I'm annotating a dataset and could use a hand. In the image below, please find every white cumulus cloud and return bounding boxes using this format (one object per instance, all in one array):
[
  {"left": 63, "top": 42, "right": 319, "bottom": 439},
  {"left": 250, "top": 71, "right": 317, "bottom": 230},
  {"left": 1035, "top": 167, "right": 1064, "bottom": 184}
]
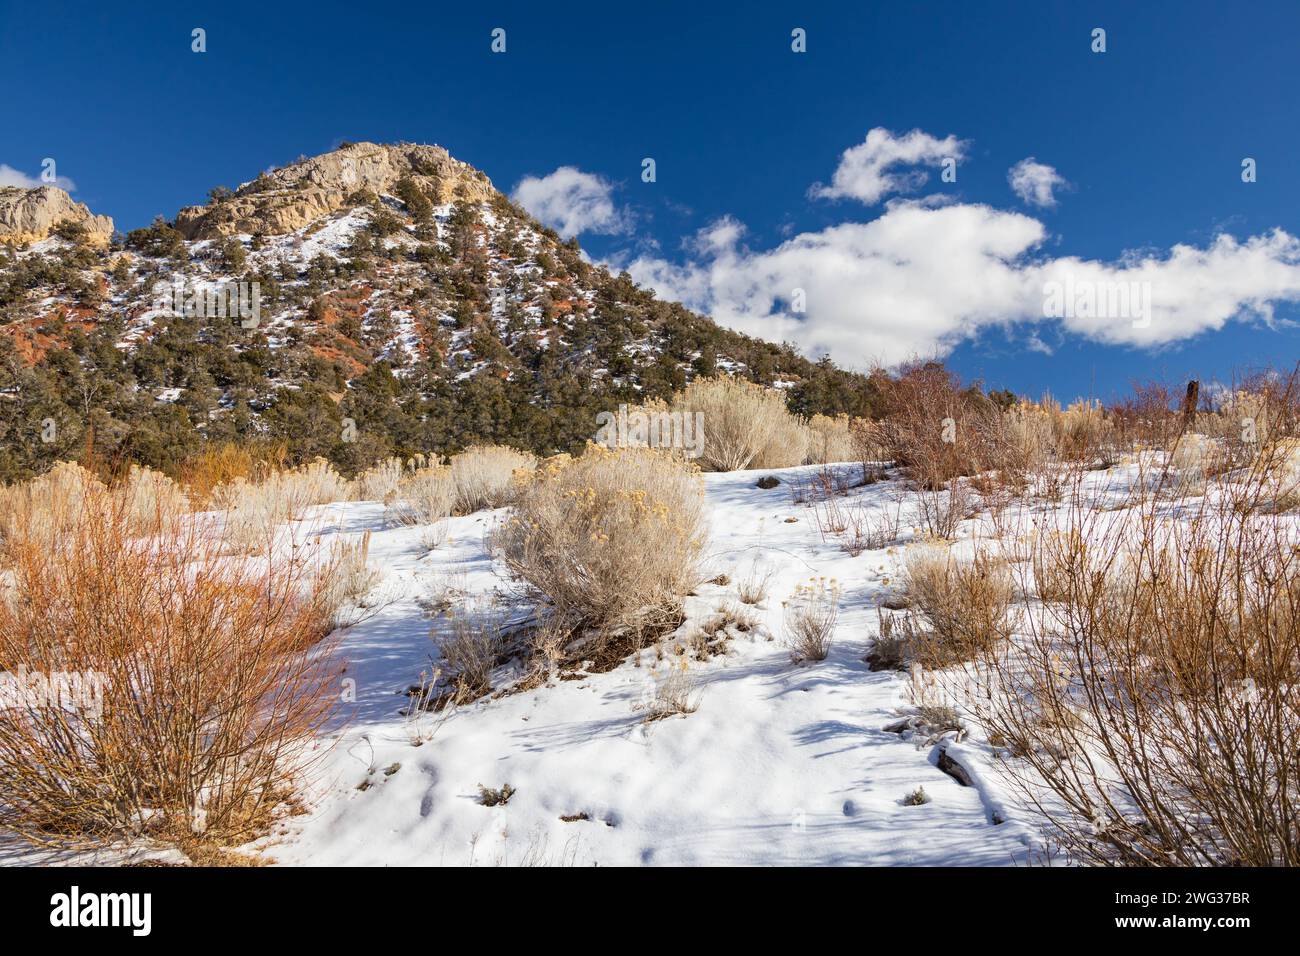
[
  {"left": 1008, "top": 157, "right": 1067, "bottom": 208},
  {"left": 512, "top": 166, "right": 626, "bottom": 238},
  {"left": 0, "top": 163, "right": 77, "bottom": 191},
  {"left": 615, "top": 132, "right": 1300, "bottom": 370},
  {"left": 809, "top": 128, "right": 967, "bottom": 205},
  {"left": 623, "top": 203, "right": 1048, "bottom": 367}
]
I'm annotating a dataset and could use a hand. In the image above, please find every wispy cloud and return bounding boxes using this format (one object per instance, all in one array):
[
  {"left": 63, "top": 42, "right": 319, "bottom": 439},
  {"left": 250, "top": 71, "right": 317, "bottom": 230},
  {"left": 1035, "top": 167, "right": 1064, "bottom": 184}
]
[
  {"left": 0, "top": 163, "right": 76, "bottom": 192},
  {"left": 1008, "top": 157, "right": 1067, "bottom": 208},
  {"left": 809, "top": 128, "right": 966, "bottom": 205}
]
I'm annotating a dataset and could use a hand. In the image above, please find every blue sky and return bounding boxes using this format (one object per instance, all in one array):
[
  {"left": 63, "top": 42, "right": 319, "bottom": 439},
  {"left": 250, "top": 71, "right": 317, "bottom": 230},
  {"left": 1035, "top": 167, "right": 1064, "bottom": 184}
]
[{"left": 2, "top": 0, "right": 1298, "bottom": 401}]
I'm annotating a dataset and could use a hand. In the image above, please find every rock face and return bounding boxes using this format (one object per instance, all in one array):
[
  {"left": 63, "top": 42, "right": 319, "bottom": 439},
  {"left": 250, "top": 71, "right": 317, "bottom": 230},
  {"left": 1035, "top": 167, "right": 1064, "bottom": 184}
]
[
  {"left": 175, "top": 141, "right": 497, "bottom": 239},
  {"left": 0, "top": 186, "right": 114, "bottom": 245}
]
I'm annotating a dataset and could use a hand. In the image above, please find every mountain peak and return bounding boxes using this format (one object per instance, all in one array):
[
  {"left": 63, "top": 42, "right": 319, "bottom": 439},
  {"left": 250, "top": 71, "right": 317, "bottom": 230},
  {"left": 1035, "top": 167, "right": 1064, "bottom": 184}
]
[
  {"left": 0, "top": 185, "right": 114, "bottom": 246},
  {"left": 174, "top": 141, "right": 496, "bottom": 240}
]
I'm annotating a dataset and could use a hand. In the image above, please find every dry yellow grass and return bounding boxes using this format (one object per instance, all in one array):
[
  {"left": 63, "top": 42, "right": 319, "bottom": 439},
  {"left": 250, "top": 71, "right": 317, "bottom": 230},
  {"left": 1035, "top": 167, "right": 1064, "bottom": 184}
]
[
  {"left": 449, "top": 445, "right": 536, "bottom": 513},
  {"left": 494, "top": 444, "right": 706, "bottom": 655},
  {"left": 353, "top": 457, "right": 405, "bottom": 502},
  {"left": 673, "top": 375, "right": 807, "bottom": 471},
  {"left": 782, "top": 576, "right": 841, "bottom": 663},
  {"left": 803, "top": 414, "right": 855, "bottom": 465},
  {"left": 210, "top": 458, "right": 350, "bottom": 552},
  {"left": 386, "top": 462, "right": 455, "bottom": 529},
  {"left": 902, "top": 545, "right": 1013, "bottom": 665}
]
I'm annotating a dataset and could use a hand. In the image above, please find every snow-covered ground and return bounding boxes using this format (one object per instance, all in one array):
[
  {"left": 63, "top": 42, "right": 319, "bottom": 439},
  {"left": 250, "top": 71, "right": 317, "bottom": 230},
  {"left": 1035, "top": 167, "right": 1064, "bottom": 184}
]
[{"left": 252, "top": 464, "right": 1044, "bottom": 866}]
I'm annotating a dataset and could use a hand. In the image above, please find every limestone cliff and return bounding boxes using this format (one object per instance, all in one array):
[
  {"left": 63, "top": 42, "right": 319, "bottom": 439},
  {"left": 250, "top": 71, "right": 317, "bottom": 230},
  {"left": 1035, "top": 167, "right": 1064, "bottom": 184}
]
[
  {"left": 0, "top": 185, "right": 114, "bottom": 245},
  {"left": 174, "top": 141, "right": 496, "bottom": 239}
]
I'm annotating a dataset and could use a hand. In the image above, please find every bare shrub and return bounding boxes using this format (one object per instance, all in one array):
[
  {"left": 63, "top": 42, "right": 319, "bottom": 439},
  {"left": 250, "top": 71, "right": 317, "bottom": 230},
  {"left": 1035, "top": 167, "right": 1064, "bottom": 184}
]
[
  {"left": 850, "top": 417, "right": 889, "bottom": 471},
  {"left": 902, "top": 545, "right": 1013, "bottom": 666},
  {"left": 811, "top": 490, "right": 850, "bottom": 538},
  {"left": 915, "top": 477, "right": 973, "bottom": 539},
  {"left": 792, "top": 463, "right": 854, "bottom": 507},
  {"left": 862, "top": 498, "right": 905, "bottom": 550},
  {"left": 635, "top": 657, "right": 700, "bottom": 722},
  {"left": 0, "top": 491, "right": 337, "bottom": 849},
  {"left": 674, "top": 375, "right": 805, "bottom": 471},
  {"left": 1110, "top": 381, "right": 1181, "bottom": 451},
  {"left": 816, "top": 491, "right": 904, "bottom": 556},
  {"left": 449, "top": 445, "right": 535, "bottom": 513},
  {"left": 965, "top": 470, "right": 1300, "bottom": 865},
  {"left": 494, "top": 445, "right": 706, "bottom": 658},
  {"left": 438, "top": 600, "right": 510, "bottom": 698},
  {"left": 783, "top": 576, "right": 841, "bottom": 664},
  {"left": 1030, "top": 529, "right": 1084, "bottom": 604},
  {"left": 314, "top": 531, "right": 380, "bottom": 629},
  {"left": 736, "top": 557, "right": 775, "bottom": 605},
  {"left": 875, "top": 363, "right": 1003, "bottom": 488},
  {"left": 804, "top": 413, "right": 855, "bottom": 465}
]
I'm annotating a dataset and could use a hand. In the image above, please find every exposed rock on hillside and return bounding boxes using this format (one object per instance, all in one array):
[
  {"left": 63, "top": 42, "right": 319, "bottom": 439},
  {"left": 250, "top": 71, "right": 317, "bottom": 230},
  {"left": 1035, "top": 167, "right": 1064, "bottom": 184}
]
[
  {"left": 0, "top": 140, "right": 879, "bottom": 482},
  {"left": 175, "top": 142, "right": 495, "bottom": 239},
  {"left": 0, "top": 185, "right": 114, "bottom": 245}
]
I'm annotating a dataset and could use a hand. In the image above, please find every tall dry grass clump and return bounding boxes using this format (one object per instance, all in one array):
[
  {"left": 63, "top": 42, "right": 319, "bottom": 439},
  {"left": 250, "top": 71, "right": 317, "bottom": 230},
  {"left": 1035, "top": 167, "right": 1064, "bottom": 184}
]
[
  {"left": 120, "top": 464, "right": 191, "bottom": 534},
  {"left": 353, "top": 457, "right": 405, "bottom": 502},
  {"left": 1001, "top": 401, "right": 1056, "bottom": 474},
  {"left": 211, "top": 457, "right": 350, "bottom": 552},
  {"left": 449, "top": 445, "right": 535, "bottom": 513},
  {"left": 0, "top": 461, "right": 107, "bottom": 556},
  {"left": 674, "top": 375, "right": 807, "bottom": 471},
  {"left": 437, "top": 600, "right": 510, "bottom": 699},
  {"left": 386, "top": 461, "right": 455, "bottom": 528},
  {"left": 1167, "top": 432, "right": 1227, "bottom": 493},
  {"left": 1, "top": 462, "right": 191, "bottom": 553},
  {"left": 313, "top": 531, "right": 380, "bottom": 630},
  {"left": 965, "top": 469, "right": 1300, "bottom": 865},
  {"left": 1050, "top": 398, "right": 1113, "bottom": 464},
  {"left": 494, "top": 445, "right": 706, "bottom": 656},
  {"left": 284, "top": 457, "right": 352, "bottom": 507},
  {"left": 178, "top": 441, "right": 287, "bottom": 509},
  {"left": 901, "top": 545, "right": 1014, "bottom": 666},
  {"left": 783, "top": 576, "right": 841, "bottom": 663},
  {"left": 0, "top": 489, "right": 338, "bottom": 850},
  {"left": 803, "top": 414, "right": 855, "bottom": 465}
]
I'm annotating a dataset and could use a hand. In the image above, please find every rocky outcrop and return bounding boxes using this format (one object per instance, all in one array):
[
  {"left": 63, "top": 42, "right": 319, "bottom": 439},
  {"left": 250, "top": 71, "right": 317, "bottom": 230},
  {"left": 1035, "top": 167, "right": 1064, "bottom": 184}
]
[
  {"left": 0, "top": 186, "right": 114, "bottom": 245},
  {"left": 174, "top": 141, "right": 497, "bottom": 239}
]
